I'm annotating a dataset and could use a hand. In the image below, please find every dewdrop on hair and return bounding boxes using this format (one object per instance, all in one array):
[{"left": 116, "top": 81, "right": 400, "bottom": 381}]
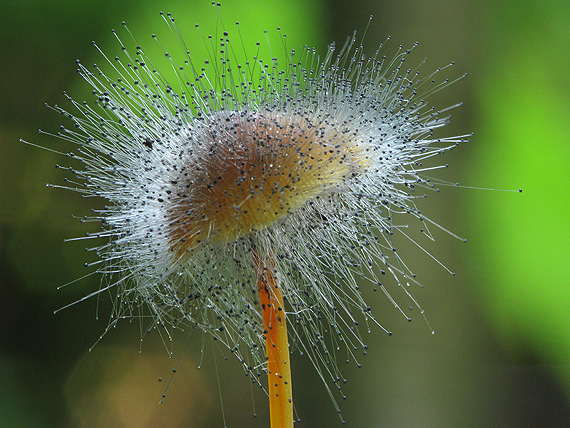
[{"left": 31, "top": 8, "right": 472, "bottom": 426}]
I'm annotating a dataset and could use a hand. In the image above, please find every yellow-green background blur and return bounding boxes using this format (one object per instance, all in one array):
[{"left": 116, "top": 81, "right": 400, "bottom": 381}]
[{"left": 1, "top": 1, "right": 569, "bottom": 427}]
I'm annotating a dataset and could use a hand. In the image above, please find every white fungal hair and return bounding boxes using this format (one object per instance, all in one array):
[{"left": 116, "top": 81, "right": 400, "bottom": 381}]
[{"left": 38, "top": 10, "right": 469, "bottom": 409}]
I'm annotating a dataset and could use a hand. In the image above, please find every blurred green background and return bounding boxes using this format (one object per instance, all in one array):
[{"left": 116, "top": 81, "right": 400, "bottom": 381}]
[{"left": 1, "top": 0, "right": 569, "bottom": 427}]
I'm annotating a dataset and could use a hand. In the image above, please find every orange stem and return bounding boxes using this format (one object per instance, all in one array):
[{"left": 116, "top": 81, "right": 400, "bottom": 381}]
[{"left": 256, "top": 255, "right": 294, "bottom": 428}]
